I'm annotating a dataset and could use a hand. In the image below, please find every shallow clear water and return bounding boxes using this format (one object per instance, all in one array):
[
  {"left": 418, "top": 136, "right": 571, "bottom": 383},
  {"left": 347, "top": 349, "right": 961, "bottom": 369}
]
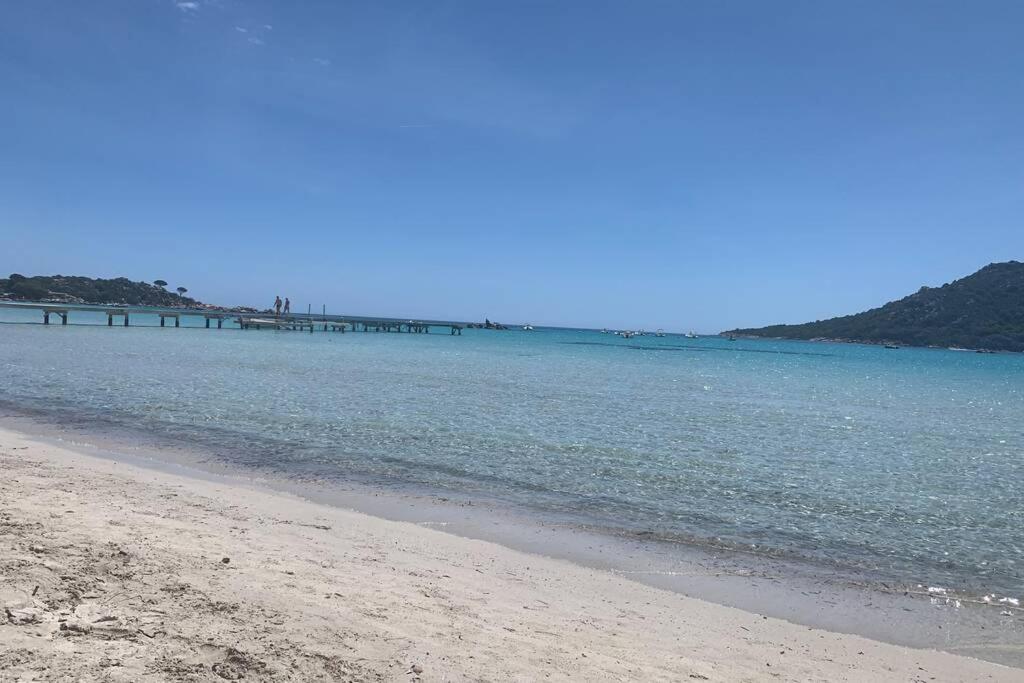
[{"left": 2, "top": 308, "right": 1022, "bottom": 599}]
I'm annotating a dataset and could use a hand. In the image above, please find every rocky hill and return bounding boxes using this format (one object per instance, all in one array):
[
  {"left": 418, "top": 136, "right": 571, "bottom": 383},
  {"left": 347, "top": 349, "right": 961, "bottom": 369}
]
[
  {"left": 727, "top": 261, "right": 1024, "bottom": 352},
  {"left": 0, "top": 274, "right": 204, "bottom": 308}
]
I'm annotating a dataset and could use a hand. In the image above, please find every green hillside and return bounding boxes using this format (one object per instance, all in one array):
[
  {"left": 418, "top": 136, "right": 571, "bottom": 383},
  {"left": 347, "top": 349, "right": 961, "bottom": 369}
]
[
  {"left": 0, "top": 274, "right": 203, "bottom": 307},
  {"left": 727, "top": 261, "right": 1024, "bottom": 352}
]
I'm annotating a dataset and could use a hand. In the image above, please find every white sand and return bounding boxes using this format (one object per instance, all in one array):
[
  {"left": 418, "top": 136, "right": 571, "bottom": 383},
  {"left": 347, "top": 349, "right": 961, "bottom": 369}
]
[{"left": 0, "top": 426, "right": 1018, "bottom": 682}]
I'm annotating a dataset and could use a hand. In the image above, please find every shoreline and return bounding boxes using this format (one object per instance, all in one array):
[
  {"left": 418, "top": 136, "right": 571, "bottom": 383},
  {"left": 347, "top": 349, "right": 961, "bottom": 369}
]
[
  {"left": 6, "top": 397, "right": 1019, "bottom": 608},
  {"left": 721, "top": 333, "right": 1024, "bottom": 354},
  {"left": 0, "top": 421, "right": 1019, "bottom": 679},
  {"left": 4, "top": 410, "right": 1024, "bottom": 667}
]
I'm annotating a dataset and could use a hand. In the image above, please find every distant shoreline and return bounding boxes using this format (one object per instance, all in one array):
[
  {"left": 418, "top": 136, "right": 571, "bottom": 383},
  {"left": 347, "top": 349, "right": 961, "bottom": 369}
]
[
  {"left": 720, "top": 333, "right": 1016, "bottom": 354},
  {"left": 722, "top": 262, "right": 1024, "bottom": 353},
  {"left": 0, "top": 296, "right": 255, "bottom": 313}
]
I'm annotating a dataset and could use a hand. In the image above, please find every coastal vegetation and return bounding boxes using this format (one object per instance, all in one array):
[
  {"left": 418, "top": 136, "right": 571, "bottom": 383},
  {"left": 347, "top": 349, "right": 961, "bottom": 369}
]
[
  {"left": 727, "top": 261, "right": 1024, "bottom": 352},
  {"left": 0, "top": 274, "right": 202, "bottom": 307}
]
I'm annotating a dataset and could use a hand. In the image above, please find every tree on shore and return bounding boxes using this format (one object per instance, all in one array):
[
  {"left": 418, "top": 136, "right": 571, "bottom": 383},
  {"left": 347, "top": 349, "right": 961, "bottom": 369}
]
[
  {"left": 176, "top": 287, "right": 188, "bottom": 296},
  {"left": 9, "top": 280, "right": 49, "bottom": 300},
  {"left": 154, "top": 280, "right": 168, "bottom": 288}
]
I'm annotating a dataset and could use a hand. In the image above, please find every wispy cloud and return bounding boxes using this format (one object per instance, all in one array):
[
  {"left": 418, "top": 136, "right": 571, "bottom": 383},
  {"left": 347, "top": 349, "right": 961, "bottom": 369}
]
[
  {"left": 313, "top": 58, "right": 331, "bottom": 67},
  {"left": 175, "top": 1, "right": 199, "bottom": 11},
  {"left": 231, "top": 23, "right": 272, "bottom": 47}
]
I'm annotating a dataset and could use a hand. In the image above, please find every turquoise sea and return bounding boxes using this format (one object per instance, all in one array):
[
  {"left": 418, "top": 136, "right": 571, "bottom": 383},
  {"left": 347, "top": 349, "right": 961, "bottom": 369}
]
[{"left": 1, "top": 307, "right": 1022, "bottom": 603}]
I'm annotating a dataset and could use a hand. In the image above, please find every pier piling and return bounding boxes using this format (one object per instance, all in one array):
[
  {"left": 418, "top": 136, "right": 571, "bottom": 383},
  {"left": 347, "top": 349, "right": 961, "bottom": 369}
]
[{"left": 40, "top": 308, "right": 69, "bottom": 326}]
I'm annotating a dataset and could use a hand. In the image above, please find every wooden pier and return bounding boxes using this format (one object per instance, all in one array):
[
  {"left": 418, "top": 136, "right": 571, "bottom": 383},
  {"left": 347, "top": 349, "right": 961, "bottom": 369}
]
[{"left": 0, "top": 302, "right": 466, "bottom": 336}]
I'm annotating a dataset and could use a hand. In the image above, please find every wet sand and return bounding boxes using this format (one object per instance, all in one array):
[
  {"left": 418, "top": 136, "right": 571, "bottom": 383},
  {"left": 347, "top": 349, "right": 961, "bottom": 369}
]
[{"left": 0, "top": 426, "right": 1019, "bottom": 682}]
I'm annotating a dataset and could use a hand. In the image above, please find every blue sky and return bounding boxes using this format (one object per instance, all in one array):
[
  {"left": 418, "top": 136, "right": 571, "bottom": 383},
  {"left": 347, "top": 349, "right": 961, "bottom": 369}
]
[{"left": 2, "top": 1, "right": 1022, "bottom": 330}]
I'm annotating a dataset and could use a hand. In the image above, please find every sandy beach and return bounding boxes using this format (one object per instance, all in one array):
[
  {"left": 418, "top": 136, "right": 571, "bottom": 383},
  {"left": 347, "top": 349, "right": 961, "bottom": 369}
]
[{"left": 0, "top": 426, "right": 1018, "bottom": 682}]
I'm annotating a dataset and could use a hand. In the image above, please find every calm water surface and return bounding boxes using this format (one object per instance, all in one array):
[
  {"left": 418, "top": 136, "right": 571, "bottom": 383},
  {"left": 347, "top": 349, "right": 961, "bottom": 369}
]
[{"left": 1, "top": 309, "right": 1022, "bottom": 600}]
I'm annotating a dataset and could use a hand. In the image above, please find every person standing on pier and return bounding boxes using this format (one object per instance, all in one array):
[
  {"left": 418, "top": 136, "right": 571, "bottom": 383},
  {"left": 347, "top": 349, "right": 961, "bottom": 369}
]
[
  {"left": 283, "top": 298, "right": 291, "bottom": 315},
  {"left": 274, "top": 296, "right": 282, "bottom": 317}
]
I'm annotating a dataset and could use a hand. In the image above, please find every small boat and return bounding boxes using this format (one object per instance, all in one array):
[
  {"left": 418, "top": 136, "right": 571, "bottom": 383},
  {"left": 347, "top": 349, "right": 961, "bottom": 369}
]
[
  {"left": 684, "top": 331, "right": 698, "bottom": 338},
  {"left": 884, "top": 344, "right": 899, "bottom": 350},
  {"left": 655, "top": 329, "right": 665, "bottom": 337},
  {"left": 522, "top": 324, "right": 534, "bottom": 331},
  {"left": 728, "top": 335, "right": 737, "bottom": 341},
  {"left": 948, "top": 347, "right": 971, "bottom": 352}
]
